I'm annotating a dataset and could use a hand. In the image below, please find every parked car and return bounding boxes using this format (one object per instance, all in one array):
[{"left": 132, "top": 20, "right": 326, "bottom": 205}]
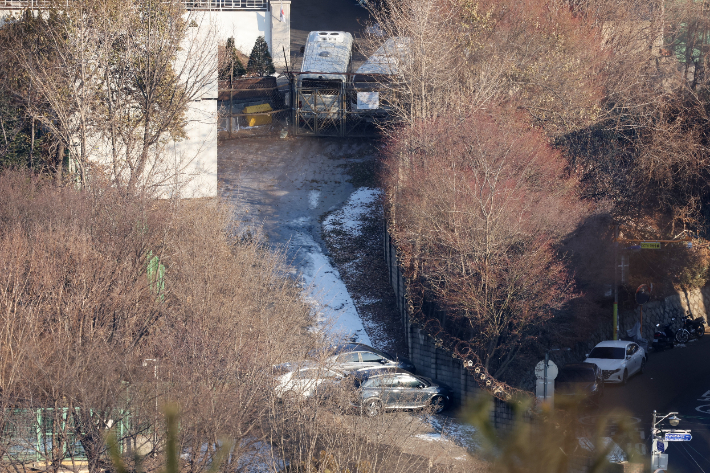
[
  {"left": 583, "top": 340, "right": 646, "bottom": 385},
  {"left": 273, "top": 363, "right": 345, "bottom": 400},
  {"left": 348, "top": 368, "right": 451, "bottom": 416},
  {"left": 555, "top": 362, "right": 604, "bottom": 406},
  {"left": 325, "top": 343, "right": 416, "bottom": 373}
]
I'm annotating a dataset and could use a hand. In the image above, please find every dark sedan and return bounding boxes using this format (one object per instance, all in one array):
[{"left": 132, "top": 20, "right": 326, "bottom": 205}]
[
  {"left": 555, "top": 362, "right": 604, "bottom": 406},
  {"left": 349, "top": 368, "right": 451, "bottom": 416}
]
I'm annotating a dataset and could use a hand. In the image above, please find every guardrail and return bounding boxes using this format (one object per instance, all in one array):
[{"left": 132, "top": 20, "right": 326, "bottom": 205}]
[{"left": 0, "top": 0, "right": 269, "bottom": 10}]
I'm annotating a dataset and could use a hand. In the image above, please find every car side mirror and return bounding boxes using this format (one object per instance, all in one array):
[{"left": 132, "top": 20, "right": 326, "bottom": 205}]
[
  {"left": 626, "top": 355, "right": 631, "bottom": 360},
  {"left": 417, "top": 384, "right": 425, "bottom": 389},
  {"left": 585, "top": 354, "right": 589, "bottom": 358}
]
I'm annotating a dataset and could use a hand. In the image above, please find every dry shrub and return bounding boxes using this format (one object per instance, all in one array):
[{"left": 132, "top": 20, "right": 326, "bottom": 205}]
[
  {"left": 382, "top": 109, "right": 587, "bottom": 379},
  {"left": 361, "top": 0, "right": 606, "bottom": 136},
  {"left": 0, "top": 170, "right": 454, "bottom": 473},
  {"left": 0, "top": 170, "right": 315, "bottom": 472}
]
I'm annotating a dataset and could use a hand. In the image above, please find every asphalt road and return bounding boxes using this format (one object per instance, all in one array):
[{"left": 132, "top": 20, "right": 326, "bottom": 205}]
[{"left": 591, "top": 335, "right": 710, "bottom": 472}]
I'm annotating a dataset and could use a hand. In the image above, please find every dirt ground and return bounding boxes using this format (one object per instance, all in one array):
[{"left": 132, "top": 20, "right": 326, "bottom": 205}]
[{"left": 218, "top": 135, "right": 489, "bottom": 471}]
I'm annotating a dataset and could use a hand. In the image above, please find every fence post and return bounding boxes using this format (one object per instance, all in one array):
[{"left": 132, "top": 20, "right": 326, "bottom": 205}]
[
  {"left": 229, "top": 80, "right": 233, "bottom": 137},
  {"left": 36, "top": 408, "right": 42, "bottom": 462},
  {"left": 62, "top": 408, "right": 68, "bottom": 456}
]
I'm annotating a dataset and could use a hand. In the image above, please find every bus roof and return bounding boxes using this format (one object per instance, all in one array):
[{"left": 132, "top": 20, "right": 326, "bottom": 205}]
[
  {"left": 300, "top": 31, "right": 354, "bottom": 83},
  {"left": 356, "top": 37, "right": 410, "bottom": 76}
]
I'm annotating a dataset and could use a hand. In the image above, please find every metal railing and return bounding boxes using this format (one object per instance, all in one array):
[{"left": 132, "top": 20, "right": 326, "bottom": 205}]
[
  {"left": 182, "top": 0, "right": 268, "bottom": 10},
  {"left": 0, "top": 0, "right": 269, "bottom": 10}
]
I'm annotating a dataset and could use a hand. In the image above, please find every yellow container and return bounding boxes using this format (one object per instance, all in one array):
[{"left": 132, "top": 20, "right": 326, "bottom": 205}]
[{"left": 243, "top": 103, "right": 273, "bottom": 127}]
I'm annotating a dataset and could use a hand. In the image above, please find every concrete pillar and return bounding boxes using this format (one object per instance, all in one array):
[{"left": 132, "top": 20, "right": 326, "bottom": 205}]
[{"left": 270, "top": 0, "right": 291, "bottom": 70}]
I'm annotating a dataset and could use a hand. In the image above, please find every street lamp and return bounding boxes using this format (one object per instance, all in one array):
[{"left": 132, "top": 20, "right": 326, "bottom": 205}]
[
  {"left": 651, "top": 410, "right": 691, "bottom": 471},
  {"left": 652, "top": 410, "right": 680, "bottom": 435}
]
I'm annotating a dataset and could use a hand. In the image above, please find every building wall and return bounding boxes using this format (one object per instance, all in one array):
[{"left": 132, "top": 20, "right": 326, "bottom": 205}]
[{"left": 0, "top": 4, "right": 291, "bottom": 198}]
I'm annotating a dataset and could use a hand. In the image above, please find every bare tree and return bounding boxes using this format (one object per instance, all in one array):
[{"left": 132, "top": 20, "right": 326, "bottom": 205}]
[
  {"left": 383, "top": 110, "right": 586, "bottom": 377},
  {"left": 0, "top": 0, "right": 216, "bottom": 193}
]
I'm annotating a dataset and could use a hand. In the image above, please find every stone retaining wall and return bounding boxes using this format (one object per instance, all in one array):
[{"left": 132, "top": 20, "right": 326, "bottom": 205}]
[{"left": 619, "top": 288, "right": 710, "bottom": 341}]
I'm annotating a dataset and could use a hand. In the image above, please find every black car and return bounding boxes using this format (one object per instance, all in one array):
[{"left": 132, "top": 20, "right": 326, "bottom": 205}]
[
  {"left": 555, "top": 362, "right": 604, "bottom": 406},
  {"left": 324, "top": 343, "right": 416, "bottom": 374},
  {"left": 349, "top": 368, "right": 451, "bottom": 416}
]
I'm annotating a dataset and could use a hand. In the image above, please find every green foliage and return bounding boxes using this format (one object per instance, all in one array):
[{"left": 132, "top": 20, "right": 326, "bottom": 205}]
[
  {"left": 219, "top": 37, "right": 246, "bottom": 80},
  {"left": 464, "top": 394, "right": 640, "bottom": 473},
  {"left": 247, "top": 36, "right": 275, "bottom": 76}
]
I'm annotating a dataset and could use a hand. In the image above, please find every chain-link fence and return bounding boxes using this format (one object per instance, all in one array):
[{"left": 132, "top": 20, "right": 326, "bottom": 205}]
[
  {"left": 218, "top": 74, "right": 394, "bottom": 139},
  {"left": 1, "top": 408, "right": 131, "bottom": 465},
  {"left": 291, "top": 73, "right": 390, "bottom": 138},
  {"left": 218, "top": 77, "right": 290, "bottom": 139}
]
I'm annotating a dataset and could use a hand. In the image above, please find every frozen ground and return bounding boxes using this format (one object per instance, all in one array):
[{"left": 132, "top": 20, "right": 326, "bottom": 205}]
[
  {"left": 219, "top": 137, "right": 375, "bottom": 344},
  {"left": 218, "top": 136, "right": 485, "bottom": 469}
]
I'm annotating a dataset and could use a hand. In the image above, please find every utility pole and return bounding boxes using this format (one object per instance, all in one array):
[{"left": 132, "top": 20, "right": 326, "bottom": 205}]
[{"left": 613, "top": 225, "right": 619, "bottom": 340}]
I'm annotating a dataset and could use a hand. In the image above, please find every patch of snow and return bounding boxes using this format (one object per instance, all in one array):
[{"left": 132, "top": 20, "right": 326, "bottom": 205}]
[
  {"left": 424, "top": 414, "right": 481, "bottom": 453},
  {"left": 181, "top": 440, "right": 285, "bottom": 473},
  {"left": 308, "top": 190, "right": 320, "bottom": 210},
  {"left": 237, "top": 441, "right": 286, "bottom": 473},
  {"left": 416, "top": 433, "right": 444, "bottom": 442},
  {"left": 578, "top": 437, "right": 628, "bottom": 464},
  {"left": 290, "top": 229, "right": 371, "bottom": 345},
  {"left": 356, "top": 297, "right": 380, "bottom": 305},
  {"left": 323, "top": 188, "right": 381, "bottom": 238}
]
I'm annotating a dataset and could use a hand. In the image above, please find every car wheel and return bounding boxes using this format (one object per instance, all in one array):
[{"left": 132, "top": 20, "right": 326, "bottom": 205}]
[
  {"left": 621, "top": 369, "right": 628, "bottom": 385},
  {"left": 676, "top": 329, "right": 689, "bottom": 344},
  {"left": 431, "top": 396, "right": 446, "bottom": 414},
  {"left": 363, "top": 399, "right": 382, "bottom": 417}
]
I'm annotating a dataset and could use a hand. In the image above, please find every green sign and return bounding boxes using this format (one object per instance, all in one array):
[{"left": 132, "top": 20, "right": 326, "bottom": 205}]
[
  {"left": 147, "top": 251, "right": 166, "bottom": 301},
  {"left": 640, "top": 242, "right": 661, "bottom": 249}
]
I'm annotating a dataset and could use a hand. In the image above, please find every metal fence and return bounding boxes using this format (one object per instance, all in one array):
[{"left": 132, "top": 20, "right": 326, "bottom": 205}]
[
  {"left": 218, "top": 77, "right": 290, "bottom": 138},
  {"left": 292, "top": 73, "right": 388, "bottom": 138},
  {"left": 1, "top": 408, "right": 130, "bottom": 464},
  {"left": 0, "top": 0, "right": 268, "bottom": 10}
]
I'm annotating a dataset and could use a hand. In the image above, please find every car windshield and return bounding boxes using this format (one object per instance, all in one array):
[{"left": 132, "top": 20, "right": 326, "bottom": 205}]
[
  {"left": 588, "top": 347, "right": 625, "bottom": 360},
  {"left": 557, "top": 369, "right": 595, "bottom": 383}
]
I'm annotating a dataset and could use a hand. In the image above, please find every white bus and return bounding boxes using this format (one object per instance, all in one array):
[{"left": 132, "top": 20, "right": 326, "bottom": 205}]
[{"left": 298, "top": 31, "right": 354, "bottom": 89}]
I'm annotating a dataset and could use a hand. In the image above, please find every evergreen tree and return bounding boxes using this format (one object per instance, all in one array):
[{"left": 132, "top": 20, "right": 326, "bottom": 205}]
[
  {"left": 246, "top": 36, "right": 275, "bottom": 76},
  {"left": 219, "top": 37, "right": 245, "bottom": 81}
]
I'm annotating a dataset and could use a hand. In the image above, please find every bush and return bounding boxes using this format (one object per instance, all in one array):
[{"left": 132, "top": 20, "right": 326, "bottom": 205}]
[{"left": 247, "top": 36, "right": 275, "bottom": 76}]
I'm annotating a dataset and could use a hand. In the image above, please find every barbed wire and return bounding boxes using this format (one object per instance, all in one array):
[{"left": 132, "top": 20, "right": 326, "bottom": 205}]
[{"left": 404, "top": 282, "right": 534, "bottom": 403}]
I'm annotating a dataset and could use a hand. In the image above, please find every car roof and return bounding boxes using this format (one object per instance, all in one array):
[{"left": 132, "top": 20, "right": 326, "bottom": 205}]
[
  {"left": 350, "top": 367, "right": 411, "bottom": 378},
  {"left": 273, "top": 361, "right": 343, "bottom": 373},
  {"left": 593, "top": 340, "right": 633, "bottom": 348},
  {"left": 560, "top": 362, "right": 600, "bottom": 371}
]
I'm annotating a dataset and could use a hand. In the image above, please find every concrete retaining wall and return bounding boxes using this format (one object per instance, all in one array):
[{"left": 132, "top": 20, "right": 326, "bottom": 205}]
[
  {"left": 619, "top": 287, "right": 710, "bottom": 342},
  {"left": 383, "top": 224, "right": 525, "bottom": 429}
]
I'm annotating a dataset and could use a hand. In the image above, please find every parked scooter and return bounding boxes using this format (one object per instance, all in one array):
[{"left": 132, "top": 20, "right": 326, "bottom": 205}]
[
  {"left": 675, "top": 314, "right": 706, "bottom": 343},
  {"left": 652, "top": 318, "right": 675, "bottom": 351}
]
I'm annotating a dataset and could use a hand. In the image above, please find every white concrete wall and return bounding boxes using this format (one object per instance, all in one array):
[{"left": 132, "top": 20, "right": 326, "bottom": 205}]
[
  {"left": 214, "top": 10, "right": 271, "bottom": 56},
  {"left": 0, "top": 5, "right": 291, "bottom": 198},
  {"left": 269, "top": 1, "right": 290, "bottom": 69}
]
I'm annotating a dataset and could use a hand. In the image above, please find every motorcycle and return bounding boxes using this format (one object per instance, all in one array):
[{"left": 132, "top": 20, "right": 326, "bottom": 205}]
[
  {"left": 675, "top": 314, "right": 706, "bottom": 343},
  {"left": 652, "top": 318, "right": 675, "bottom": 351}
]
